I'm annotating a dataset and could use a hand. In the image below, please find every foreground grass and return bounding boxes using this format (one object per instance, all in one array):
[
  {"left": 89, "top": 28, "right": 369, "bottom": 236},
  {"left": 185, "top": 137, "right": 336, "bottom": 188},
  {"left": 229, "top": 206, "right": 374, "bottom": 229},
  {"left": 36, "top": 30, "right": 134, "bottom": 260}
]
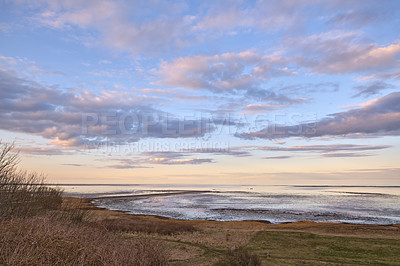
[
  {"left": 148, "top": 226, "right": 400, "bottom": 265},
  {"left": 0, "top": 142, "right": 169, "bottom": 265},
  {"left": 248, "top": 231, "right": 400, "bottom": 265},
  {"left": 0, "top": 215, "right": 168, "bottom": 265}
]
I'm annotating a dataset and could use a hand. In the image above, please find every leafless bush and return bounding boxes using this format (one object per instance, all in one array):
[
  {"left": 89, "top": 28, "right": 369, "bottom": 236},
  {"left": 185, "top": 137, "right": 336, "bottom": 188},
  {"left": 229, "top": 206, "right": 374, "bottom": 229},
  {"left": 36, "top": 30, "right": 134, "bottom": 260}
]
[
  {"left": 54, "top": 197, "right": 93, "bottom": 223},
  {"left": 0, "top": 142, "right": 62, "bottom": 218}
]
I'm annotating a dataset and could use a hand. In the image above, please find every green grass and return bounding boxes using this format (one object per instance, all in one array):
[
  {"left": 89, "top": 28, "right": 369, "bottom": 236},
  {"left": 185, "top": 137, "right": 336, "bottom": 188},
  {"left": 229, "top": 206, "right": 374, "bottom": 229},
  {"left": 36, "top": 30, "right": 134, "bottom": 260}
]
[{"left": 248, "top": 231, "right": 400, "bottom": 265}]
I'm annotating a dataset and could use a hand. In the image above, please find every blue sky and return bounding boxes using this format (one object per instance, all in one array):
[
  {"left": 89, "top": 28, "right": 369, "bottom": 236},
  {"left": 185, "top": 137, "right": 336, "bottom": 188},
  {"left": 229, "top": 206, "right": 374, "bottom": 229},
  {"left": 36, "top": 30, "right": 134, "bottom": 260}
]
[{"left": 0, "top": 0, "right": 399, "bottom": 185}]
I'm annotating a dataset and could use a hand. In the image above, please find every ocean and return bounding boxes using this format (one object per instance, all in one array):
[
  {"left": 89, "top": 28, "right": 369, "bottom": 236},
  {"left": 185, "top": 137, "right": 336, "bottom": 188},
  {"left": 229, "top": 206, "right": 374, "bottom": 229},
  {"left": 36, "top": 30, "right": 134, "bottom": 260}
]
[{"left": 59, "top": 184, "right": 400, "bottom": 225}]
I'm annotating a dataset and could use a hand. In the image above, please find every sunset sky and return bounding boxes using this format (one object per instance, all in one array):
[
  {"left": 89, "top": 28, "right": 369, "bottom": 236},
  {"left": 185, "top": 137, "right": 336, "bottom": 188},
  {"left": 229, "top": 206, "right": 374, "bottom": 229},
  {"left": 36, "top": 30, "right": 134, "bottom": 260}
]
[{"left": 1, "top": 0, "right": 399, "bottom": 185}]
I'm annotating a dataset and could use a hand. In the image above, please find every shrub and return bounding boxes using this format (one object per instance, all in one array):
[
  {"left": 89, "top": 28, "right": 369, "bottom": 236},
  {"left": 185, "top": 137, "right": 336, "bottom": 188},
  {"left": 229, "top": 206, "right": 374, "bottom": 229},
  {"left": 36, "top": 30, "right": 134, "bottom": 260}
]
[
  {"left": 56, "top": 197, "right": 92, "bottom": 223},
  {"left": 215, "top": 246, "right": 261, "bottom": 266},
  {"left": 0, "top": 142, "right": 62, "bottom": 218}
]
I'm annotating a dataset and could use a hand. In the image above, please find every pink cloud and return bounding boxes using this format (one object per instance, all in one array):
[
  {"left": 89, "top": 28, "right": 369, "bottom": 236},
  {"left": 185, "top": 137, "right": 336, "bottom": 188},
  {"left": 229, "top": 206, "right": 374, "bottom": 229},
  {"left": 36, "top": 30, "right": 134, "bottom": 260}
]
[
  {"left": 292, "top": 31, "right": 400, "bottom": 74},
  {"left": 238, "top": 92, "right": 400, "bottom": 139},
  {"left": 157, "top": 50, "right": 291, "bottom": 94}
]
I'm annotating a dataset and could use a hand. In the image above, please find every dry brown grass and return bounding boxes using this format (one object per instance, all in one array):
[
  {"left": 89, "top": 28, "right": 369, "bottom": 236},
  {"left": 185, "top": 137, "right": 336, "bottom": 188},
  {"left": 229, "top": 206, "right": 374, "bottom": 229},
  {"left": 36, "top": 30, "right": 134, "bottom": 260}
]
[
  {"left": 94, "top": 216, "right": 196, "bottom": 235},
  {"left": 214, "top": 246, "right": 261, "bottom": 266},
  {"left": 0, "top": 215, "right": 168, "bottom": 265}
]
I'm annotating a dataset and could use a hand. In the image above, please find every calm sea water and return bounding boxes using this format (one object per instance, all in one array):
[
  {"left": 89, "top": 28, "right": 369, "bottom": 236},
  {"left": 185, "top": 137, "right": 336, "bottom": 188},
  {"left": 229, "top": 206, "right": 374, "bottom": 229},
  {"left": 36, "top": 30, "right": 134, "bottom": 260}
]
[{"left": 58, "top": 184, "right": 400, "bottom": 225}]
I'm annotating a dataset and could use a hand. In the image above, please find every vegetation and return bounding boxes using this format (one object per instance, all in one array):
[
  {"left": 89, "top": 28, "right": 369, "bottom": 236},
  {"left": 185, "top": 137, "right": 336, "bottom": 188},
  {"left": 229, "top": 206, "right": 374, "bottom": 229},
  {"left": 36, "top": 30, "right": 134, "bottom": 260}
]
[
  {"left": 95, "top": 217, "right": 195, "bottom": 235},
  {"left": 0, "top": 216, "right": 167, "bottom": 265},
  {"left": 247, "top": 230, "right": 400, "bottom": 265},
  {"left": 0, "top": 142, "right": 168, "bottom": 265},
  {"left": 0, "top": 142, "right": 62, "bottom": 217},
  {"left": 214, "top": 247, "right": 261, "bottom": 266}
]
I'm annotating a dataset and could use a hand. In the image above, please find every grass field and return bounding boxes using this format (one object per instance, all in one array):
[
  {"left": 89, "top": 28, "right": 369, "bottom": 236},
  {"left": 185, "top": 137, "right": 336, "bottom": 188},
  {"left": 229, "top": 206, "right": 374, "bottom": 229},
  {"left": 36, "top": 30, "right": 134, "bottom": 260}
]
[{"left": 248, "top": 231, "right": 400, "bottom": 265}]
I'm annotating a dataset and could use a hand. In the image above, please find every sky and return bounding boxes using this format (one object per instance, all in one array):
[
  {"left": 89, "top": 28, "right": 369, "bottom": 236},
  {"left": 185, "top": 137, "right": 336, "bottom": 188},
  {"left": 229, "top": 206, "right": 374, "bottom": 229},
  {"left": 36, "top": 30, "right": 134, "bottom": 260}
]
[{"left": 0, "top": 0, "right": 399, "bottom": 185}]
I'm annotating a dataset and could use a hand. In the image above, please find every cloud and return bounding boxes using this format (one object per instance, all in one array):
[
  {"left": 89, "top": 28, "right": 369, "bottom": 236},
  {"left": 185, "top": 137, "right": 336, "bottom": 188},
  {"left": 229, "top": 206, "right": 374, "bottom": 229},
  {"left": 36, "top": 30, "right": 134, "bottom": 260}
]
[
  {"left": 194, "top": 0, "right": 305, "bottom": 32},
  {"left": 324, "top": 1, "right": 398, "bottom": 28},
  {"left": 23, "top": 0, "right": 310, "bottom": 55},
  {"left": 10, "top": 0, "right": 400, "bottom": 59},
  {"left": 238, "top": 92, "right": 400, "bottom": 139},
  {"left": 105, "top": 152, "right": 214, "bottom": 167},
  {"left": 182, "top": 144, "right": 389, "bottom": 160},
  {"left": 182, "top": 147, "right": 251, "bottom": 158},
  {"left": 195, "top": 0, "right": 374, "bottom": 33},
  {"left": 291, "top": 32, "right": 400, "bottom": 74},
  {"left": 107, "top": 164, "right": 150, "bottom": 169},
  {"left": 156, "top": 34, "right": 398, "bottom": 105},
  {"left": 17, "top": 146, "right": 70, "bottom": 155},
  {"left": 103, "top": 158, "right": 152, "bottom": 169},
  {"left": 183, "top": 144, "right": 389, "bottom": 160},
  {"left": 352, "top": 81, "right": 394, "bottom": 98},
  {"left": 0, "top": 67, "right": 215, "bottom": 149},
  {"left": 326, "top": 10, "right": 378, "bottom": 27},
  {"left": 140, "top": 151, "right": 186, "bottom": 160},
  {"left": 156, "top": 33, "right": 400, "bottom": 98},
  {"left": 150, "top": 158, "right": 214, "bottom": 165},
  {"left": 157, "top": 50, "right": 309, "bottom": 109},
  {"left": 263, "top": 155, "right": 291, "bottom": 159},
  {"left": 322, "top": 152, "right": 372, "bottom": 157},
  {"left": 141, "top": 151, "right": 214, "bottom": 165},
  {"left": 158, "top": 50, "right": 292, "bottom": 94},
  {"left": 242, "top": 104, "right": 288, "bottom": 114},
  {"left": 361, "top": 70, "right": 400, "bottom": 81},
  {"left": 20, "top": 0, "right": 195, "bottom": 56},
  {"left": 270, "top": 144, "right": 390, "bottom": 153},
  {"left": 0, "top": 54, "right": 65, "bottom": 78},
  {"left": 62, "top": 163, "right": 84, "bottom": 166},
  {"left": 279, "top": 82, "right": 339, "bottom": 94}
]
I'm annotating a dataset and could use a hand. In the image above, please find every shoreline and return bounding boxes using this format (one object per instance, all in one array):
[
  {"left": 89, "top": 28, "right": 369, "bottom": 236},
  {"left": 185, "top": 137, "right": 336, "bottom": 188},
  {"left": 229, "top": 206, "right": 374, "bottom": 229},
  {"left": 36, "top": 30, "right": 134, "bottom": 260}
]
[
  {"left": 86, "top": 192, "right": 400, "bottom": 226},
  {"left": 69, "top": 197, "right": 400, "bottom": 239}
]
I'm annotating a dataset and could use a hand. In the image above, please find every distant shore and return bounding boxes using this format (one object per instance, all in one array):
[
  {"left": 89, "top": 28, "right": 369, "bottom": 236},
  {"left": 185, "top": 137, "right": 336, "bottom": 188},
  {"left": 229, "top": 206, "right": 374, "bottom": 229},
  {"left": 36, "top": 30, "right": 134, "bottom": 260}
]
[{"left": 90, "top": 190, "right": 210, "bottom": 200}]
